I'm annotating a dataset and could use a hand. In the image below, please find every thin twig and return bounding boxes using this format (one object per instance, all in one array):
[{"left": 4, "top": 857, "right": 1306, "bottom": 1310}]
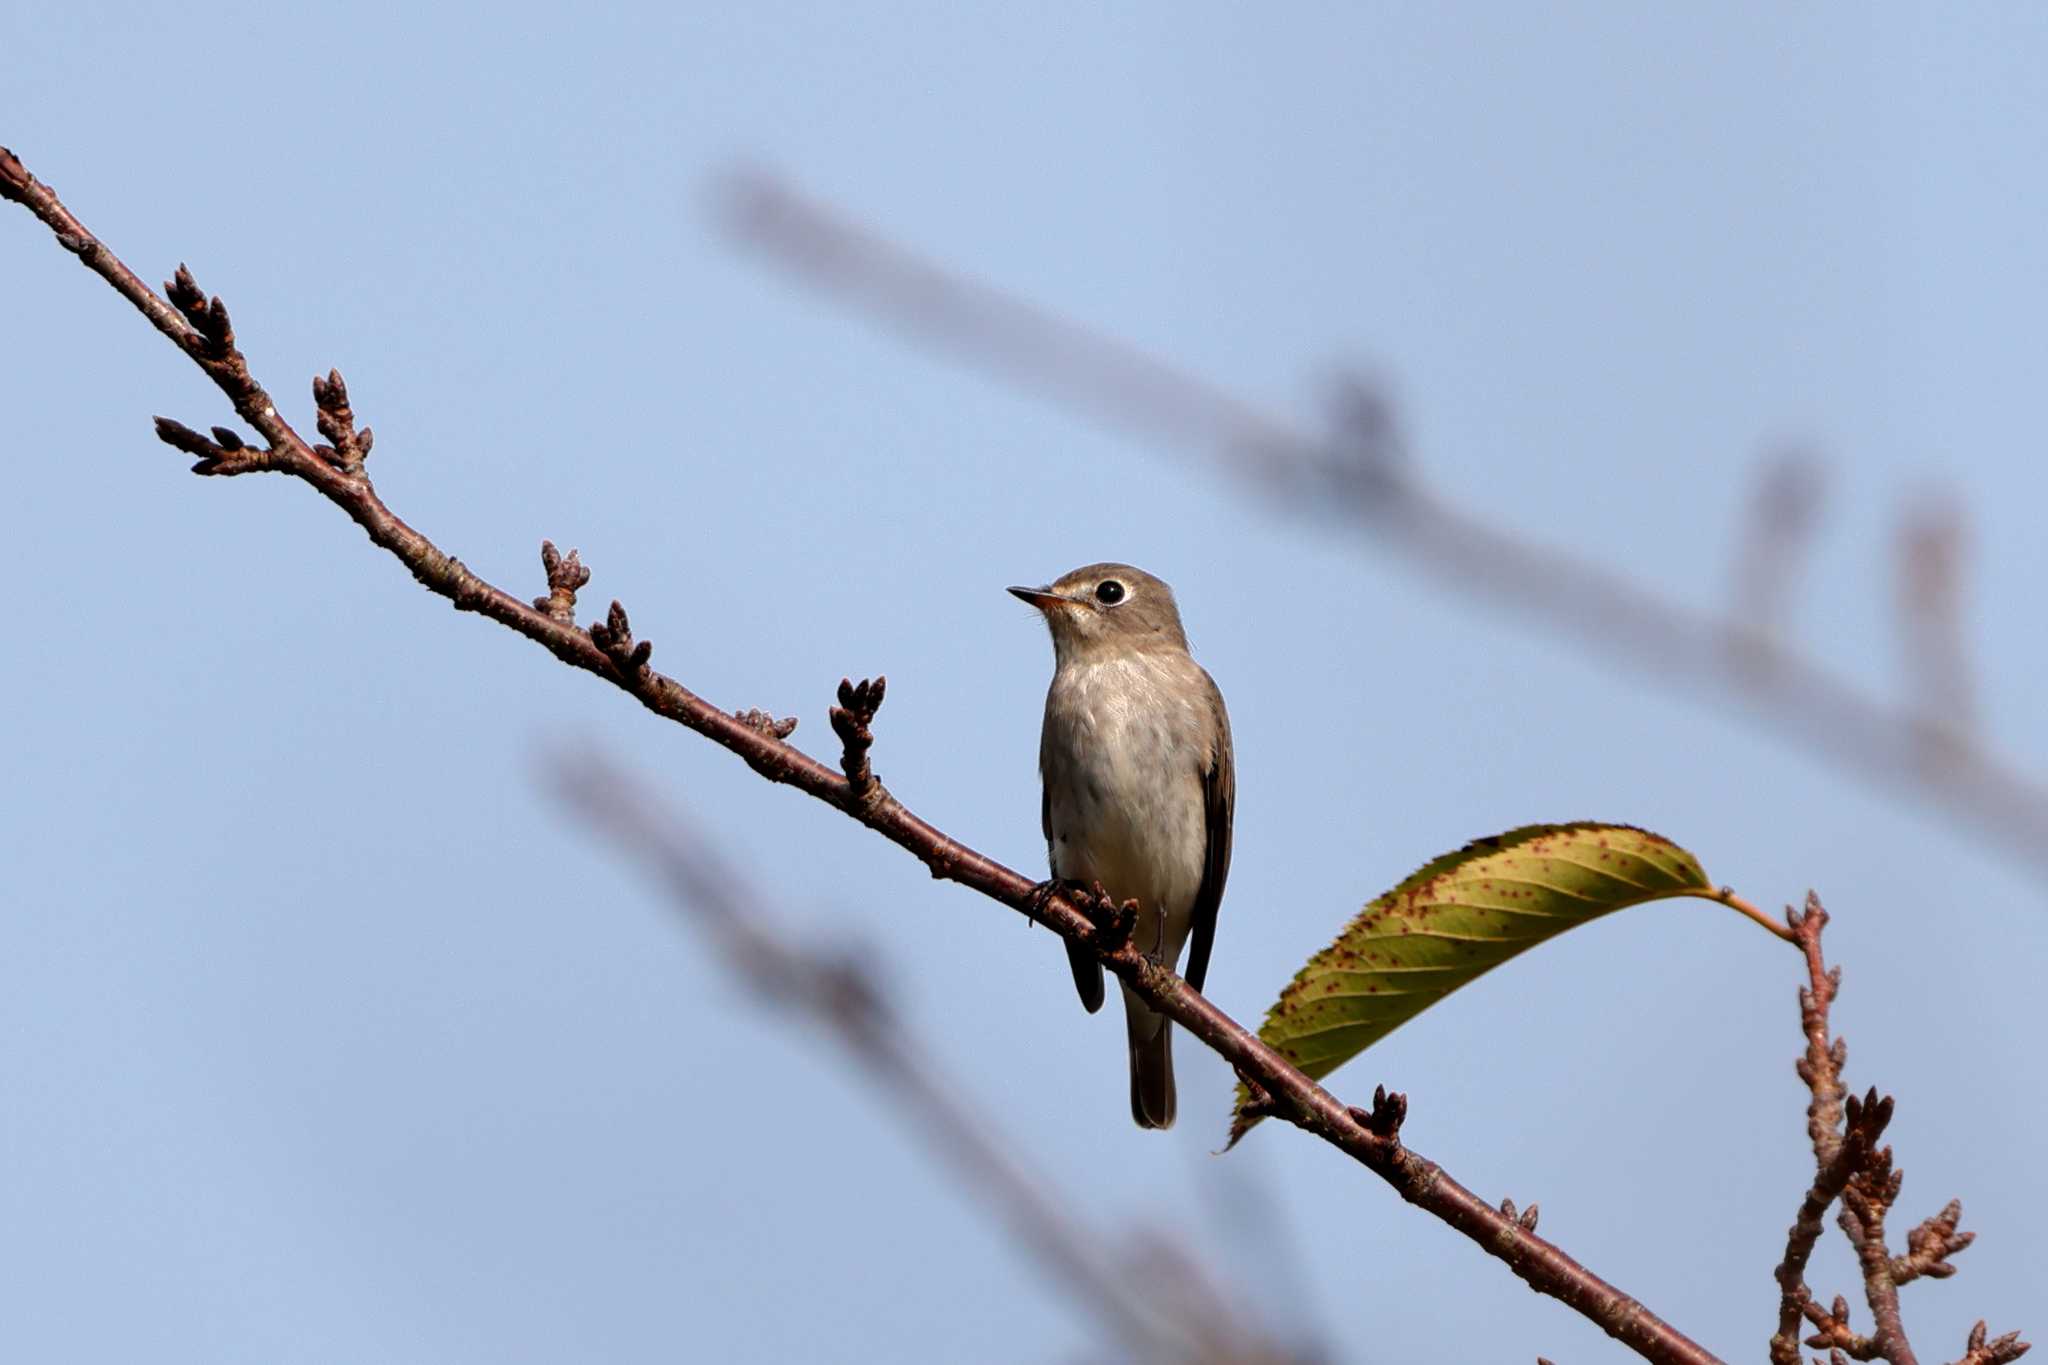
[
  {"left": 711, "top": 168, "right": 2048, "bottom": 881},
  {"left": 1896, "top": 497, "right": 1976, "bottom": 756},
  {"left": 1729, "top": 446, "right": 1825, "bottom": 655},
  {"left": 1954, "top": 1321, "right": 2033, "bottom": 1365},
  {"left": 1840, "top": 1166, "right": 1915, "bottom": 1365},
  {"left": 1771, "top": 894, "right": 1857, "bottom": 1362},
  {"left": 1769, "top": 896, "right": 2026, "bottom": 1365},
  {"left": 4, "top": 145, "right": 1725, "bottom": 1365}
]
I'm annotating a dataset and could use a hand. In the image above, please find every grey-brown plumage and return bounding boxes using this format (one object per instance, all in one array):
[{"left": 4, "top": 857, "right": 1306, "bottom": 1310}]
[{"left": 1009, "top": 563, "right": 1234, "bottom": 1130}]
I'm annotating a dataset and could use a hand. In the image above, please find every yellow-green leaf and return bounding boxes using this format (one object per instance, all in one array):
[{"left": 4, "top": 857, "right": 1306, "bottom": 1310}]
[{"left": 1226, "top": 822, "right": 1783, "bottom": 1146}]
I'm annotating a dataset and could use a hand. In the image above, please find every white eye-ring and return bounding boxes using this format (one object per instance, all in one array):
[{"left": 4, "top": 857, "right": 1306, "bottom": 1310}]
[{"left": 1094, "top": 580, "right": 1127, "bottom": 606}]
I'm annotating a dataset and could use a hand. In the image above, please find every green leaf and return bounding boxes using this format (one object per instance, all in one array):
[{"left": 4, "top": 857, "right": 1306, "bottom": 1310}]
[{"left": 1225, "top": 822, "right": 1782, "bottom": 1146}]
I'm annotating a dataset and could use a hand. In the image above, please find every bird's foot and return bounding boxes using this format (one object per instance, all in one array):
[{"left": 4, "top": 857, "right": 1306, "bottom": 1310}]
[
  {"left": 1027, "top": 879, "right": 1138, "bottom": 954},
  {"left": 1026, "top": 878, "right": 1091, "bottom": 928}
]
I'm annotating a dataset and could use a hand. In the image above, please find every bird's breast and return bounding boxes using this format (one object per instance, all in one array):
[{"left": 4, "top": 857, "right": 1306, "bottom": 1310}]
[{"left": 1040, "top": 655, "right": 1210, "bottom": 923}]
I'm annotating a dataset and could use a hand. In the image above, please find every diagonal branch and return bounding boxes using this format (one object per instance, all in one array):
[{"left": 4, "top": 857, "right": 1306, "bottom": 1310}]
[{"left": 7, "top": 144, "right": 1720, "bottom": 1365}]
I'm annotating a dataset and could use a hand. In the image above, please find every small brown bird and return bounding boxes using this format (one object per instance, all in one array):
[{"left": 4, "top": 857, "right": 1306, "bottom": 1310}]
[{"left": 1010, "top": 563, "right": 1234, "bottom": 1130}]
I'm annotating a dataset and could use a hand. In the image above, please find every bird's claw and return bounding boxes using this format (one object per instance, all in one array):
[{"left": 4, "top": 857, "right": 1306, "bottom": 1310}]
[{"left": 1027, "top": 878, "right": 1091, "bottom": 927}]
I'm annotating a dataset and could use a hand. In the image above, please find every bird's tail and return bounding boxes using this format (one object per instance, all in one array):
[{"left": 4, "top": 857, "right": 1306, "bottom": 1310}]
[{"left": 1126, "top": 998, "right": 1175, "bottom": 1130}]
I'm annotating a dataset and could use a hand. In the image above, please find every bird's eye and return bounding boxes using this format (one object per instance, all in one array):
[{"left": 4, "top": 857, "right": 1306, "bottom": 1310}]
[{"left": 1095, "top": 580, "right": 1126, "bottom": 605}]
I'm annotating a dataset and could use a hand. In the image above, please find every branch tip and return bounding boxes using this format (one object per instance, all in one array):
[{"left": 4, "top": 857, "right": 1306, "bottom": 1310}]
[
  {"left": 202, "top": 295, "right": 233, "bottom": 350},
  {"left": 830, "top": 675, "right": 886, "bottom": 793},
  {"left": 1843, "top": 1088, "right": 1894, "bottom": 1146},
  {"left": 159, "top": 264, "right": 236, "bottom": 357},
  {"left": 534, "top": 540, "right": 591, "bottom": 623},
  {"left": 1893, "top": 1198, "right": 1972, "bottom": 1285},
  {"left": 311, "top": 366, "right": 369, "bottom": 466},
  {"left": 835, "top": 673, "right": 886, "bottom": 718},
  {"left": 312, "top": 367, "right": 349, "bottom": 410},
  {"left": 166, "top": 263, "right": 203, "bottom": 312},
  {"left": 154, "top": 414, "right": 266, "bottom": 475},
  {"left": 153, "top": 416, "right": 214, "bottom": 457},
  {"left": 1352, "top": 1085, "right": 1407, "bottom": 1139},
  {"left": 588, "top": 600, "right": 650, "bottom": 676},
  {"left": 733, "top": 708, "right": 798, "bottom": 739},
  {"left": 1960, "top": 1319, "right": 2031, "bottom": 1365}
]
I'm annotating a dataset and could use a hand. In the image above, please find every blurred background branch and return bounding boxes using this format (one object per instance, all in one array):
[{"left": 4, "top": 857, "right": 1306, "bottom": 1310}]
[
  {"left": 715, "top": 170, "right": 2045, "bottom": 878},
  {"left": 551, "top": 750, "right": 1296, "bottom": 1365}
]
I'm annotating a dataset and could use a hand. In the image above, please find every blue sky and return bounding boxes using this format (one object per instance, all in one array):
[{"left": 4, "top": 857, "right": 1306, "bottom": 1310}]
[{"left": 4, "top": 5, "right": 2043, "bottom": 1361}]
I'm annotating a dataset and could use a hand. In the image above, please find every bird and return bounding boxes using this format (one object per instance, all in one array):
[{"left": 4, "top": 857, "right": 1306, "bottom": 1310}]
[{"left": 1009, "top": 563, "right": 1234, "bottom": 1130}]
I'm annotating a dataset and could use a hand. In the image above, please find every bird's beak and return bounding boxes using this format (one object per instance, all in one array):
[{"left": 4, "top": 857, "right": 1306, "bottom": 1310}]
[{"left": 1008, "top": 585, "right": 1073, "bottom": 613}]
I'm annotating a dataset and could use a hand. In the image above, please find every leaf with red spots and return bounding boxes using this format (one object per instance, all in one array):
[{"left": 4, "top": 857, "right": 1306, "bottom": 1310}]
[{"left": 1226, "top": 823, "right": 1778, "bottom": 1146}]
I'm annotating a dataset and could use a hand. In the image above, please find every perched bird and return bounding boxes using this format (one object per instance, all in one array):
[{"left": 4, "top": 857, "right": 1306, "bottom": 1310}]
[{"left": 1009, "top": 563, "right": 1234, "bottom": 1130}]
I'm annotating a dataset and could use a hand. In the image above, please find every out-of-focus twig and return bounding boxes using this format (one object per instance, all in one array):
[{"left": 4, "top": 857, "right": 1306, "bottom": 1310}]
[
  {"left": 551, "top": 752, "right": 1282, "bottom": 1364},
  {"left": 1896, "top": 496, "right": 1977, "bottom": 756},
  {"left": 1768, "top": 895, "right": 2026, "bottom": 1365},
  {"left": 1190, "top": 1142, "right": 1334, "bottom": 1365},
  {"left": 1729, "top": 446, "right": 1825, "bottom": 661},
  {"left": 714, "top": 169, "right": 2048, "bottom": 877},
  {"left": 6, "top": 145, "right": 1729, "bottom": 1364}
]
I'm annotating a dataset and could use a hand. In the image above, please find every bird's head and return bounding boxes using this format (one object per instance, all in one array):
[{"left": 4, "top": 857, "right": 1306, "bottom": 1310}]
[{"left": 1008, "top": 562, "right": 1190, "bottom": 665}]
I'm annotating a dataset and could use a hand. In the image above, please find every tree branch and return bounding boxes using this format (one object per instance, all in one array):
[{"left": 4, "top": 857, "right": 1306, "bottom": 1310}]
[{"left": 1769, "top": 896, "right": 2027, "bottom": 1365}]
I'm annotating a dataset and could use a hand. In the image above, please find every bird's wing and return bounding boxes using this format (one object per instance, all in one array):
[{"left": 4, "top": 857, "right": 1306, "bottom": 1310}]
[
  {"left": 1040, "top": 759, "right": 1052, "bottom": 852},
  {"left": 1046, "top": 726, "right": 1106, "bottom": 1013},
  {"left": 1181, "top": 671, "right": 1234, "bottom": 995}
]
